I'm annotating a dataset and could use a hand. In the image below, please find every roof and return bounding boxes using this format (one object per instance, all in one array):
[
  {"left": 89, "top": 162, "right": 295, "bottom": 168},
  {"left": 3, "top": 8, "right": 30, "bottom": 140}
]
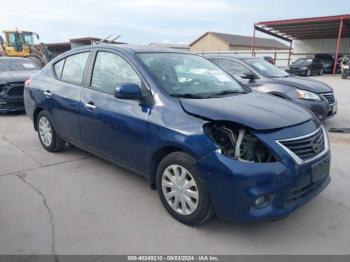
[
  {"left": 202, "top": 54, "right": 261, "bottom": 62},
  {"left": 190, "top": 32, "right": 289, "bottom": 49},
  {"left": 148, "top": 43, "right": 190, "bottom": 50},
  {"left": 66, "top": 44, "right": 191, "bottom": 54},
  {"left": 256, "top": 14, "right": 350, "bottom": 40}
]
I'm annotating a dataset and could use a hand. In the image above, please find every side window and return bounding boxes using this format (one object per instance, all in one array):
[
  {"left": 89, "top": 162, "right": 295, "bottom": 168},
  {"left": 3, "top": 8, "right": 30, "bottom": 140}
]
[
  {"left": 53, "top": 59, "right": 65, "bottom": 79},
  {"left": 218, "top": 59, "right": 253, "bottom": 78},
  {"left": 61, "top": 52, "right": 89, "bottom": 85},
  {"left": 91, "top": 52, "right": 141, "bottom": 94}
]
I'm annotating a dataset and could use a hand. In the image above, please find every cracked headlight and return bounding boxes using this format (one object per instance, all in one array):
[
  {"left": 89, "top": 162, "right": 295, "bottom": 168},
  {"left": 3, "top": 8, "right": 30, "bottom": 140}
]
[{"left": 296, "top": 89, "right": 321, "bottom": 101}]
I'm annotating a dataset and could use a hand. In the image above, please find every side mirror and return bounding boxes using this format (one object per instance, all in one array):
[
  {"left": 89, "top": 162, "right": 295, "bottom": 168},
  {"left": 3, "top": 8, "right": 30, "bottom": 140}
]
[
  {"left": 114, "top": 83, "right": 143, "bottom": 100},
  {"left": 241, "top": 73, "right": 258, "bottom": 80}
]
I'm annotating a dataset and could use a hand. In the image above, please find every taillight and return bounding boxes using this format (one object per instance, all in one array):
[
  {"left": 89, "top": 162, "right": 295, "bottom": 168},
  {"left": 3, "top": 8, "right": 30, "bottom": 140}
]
[{"left": 24, "top": 79, "right": 31, "bottom": 88}]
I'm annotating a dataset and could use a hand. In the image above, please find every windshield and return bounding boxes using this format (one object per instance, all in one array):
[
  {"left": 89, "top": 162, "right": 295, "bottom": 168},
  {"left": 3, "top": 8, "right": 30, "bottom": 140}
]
[
  {"left": 0, "top": 59, "right": 38, "bottom": 72},
  {"left": 6, "top": 32, "right": 34, "bottom": 48},
  {"left": 292, "top": 58, "right": 313, "bottom": 66},
  {"left": 21, "top": 33, "right": 34, "bottom": 45},
  {"left": 137, "top": 53, "right": 245, "bottom": 98},
  {"left": 243, "top": 58, "right": 289, "bottom": 78}
]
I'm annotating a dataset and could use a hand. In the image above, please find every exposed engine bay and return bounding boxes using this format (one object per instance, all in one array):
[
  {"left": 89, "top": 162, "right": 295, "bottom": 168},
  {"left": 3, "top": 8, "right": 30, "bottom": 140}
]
[{"left": 204, "top": 121, "right": 276, "bottom": 163}]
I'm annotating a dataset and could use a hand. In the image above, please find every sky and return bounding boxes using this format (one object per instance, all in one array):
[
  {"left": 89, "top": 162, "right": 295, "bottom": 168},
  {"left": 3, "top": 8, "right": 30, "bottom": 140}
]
[{"left": 0, "top": 0, "right": 349, "bottom": 45}]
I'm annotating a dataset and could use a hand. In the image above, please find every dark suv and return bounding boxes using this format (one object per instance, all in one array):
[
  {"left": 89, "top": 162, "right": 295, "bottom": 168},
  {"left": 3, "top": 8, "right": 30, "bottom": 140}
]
[
  {"left": 205, "top": 55, "right": 337, "bottom": 121},
  {"left": 286, "top": 58, "right": 324, "bottom": 76}
]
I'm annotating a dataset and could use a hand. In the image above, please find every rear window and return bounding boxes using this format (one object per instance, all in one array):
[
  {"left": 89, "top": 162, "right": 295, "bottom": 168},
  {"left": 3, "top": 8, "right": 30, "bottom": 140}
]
[
  {"left": 60, "top": 52, "right": 89, "bottom": 85},
  {"left": 0, "top": 59, "right": 38, "bottom": 72},
  {"left": 53, "top": 59, "right": 65, "bottom": 78}
]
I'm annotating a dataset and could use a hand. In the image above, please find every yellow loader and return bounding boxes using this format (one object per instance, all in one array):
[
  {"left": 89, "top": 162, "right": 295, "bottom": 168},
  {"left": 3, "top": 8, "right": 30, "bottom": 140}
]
[{"left": 0, "top": 29, "right": 50, "bottom": 67}]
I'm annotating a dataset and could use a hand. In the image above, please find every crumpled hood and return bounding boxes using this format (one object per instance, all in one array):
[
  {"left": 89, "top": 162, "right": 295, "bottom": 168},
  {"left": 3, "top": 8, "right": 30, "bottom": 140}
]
[
  {"left": 180, "top": 92, "right": 312, "bottom": 130},
  {"left": 270, "top": 76, "right": 332, "bottom": 93},
  {"left": 0, "top": 71, "right": 36, "bottom": 84}
]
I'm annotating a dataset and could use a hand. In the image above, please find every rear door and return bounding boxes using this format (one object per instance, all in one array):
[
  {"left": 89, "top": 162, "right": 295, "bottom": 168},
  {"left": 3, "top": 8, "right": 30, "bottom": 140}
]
[
  {"left": 44, "top": 51, "right": 91, "bottom": 143},
  {"left": 45, "top": 52, "right": 91, "bottom": 143},
  {"left": 80, "top": 50, "right": 151, "bottom": 171}
]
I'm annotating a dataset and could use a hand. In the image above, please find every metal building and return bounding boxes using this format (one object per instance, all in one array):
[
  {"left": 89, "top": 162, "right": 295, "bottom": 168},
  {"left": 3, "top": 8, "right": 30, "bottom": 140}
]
[
  {"left": 190, "top": 32, "right": 289, "bottom": 53},
  {"left": 253, "top": 14, "right": 350, "bottom": 73}
]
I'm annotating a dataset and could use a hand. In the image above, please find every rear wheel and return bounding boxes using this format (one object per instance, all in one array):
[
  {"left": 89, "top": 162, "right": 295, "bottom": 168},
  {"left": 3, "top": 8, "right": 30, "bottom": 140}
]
[
  {"left": 156, "top": 152, "right": 213, "bottom": 226},
  {"left": 37, "top": 111, "right": 65, "bottom": 152}
]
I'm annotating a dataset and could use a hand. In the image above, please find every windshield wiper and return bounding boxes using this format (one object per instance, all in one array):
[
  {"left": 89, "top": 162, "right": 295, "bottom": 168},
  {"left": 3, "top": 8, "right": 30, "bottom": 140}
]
[
  {"left": 170, "top": 93, "right": 208, "bottom": 99},
  {"left": 209, "top": 90, "right": 246, "bottom": 97},
  {"left": 270, "top": 75, "right": 289, "bottom": 78}
]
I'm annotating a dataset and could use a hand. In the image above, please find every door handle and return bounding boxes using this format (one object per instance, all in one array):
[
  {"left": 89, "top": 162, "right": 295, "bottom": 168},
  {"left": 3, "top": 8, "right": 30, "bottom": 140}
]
[
  {"left": 84, "top": 102, "right": 96, "bottom": 110},
  {"left": 44, "top": 90, "right": 52, "bottom": 96}
]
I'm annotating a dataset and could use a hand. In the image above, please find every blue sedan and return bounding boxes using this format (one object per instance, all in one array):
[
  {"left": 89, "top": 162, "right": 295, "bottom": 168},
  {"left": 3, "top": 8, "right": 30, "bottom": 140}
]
[{"left": 24, "top": 44, "right": 330, "bottom": 225}]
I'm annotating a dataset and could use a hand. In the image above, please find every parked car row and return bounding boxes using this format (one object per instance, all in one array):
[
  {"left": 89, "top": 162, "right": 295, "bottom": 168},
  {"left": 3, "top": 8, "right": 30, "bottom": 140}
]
[
  {"left": 22, "top": 44, "right": 332, "bottom": 225},
  {"left": 286, "top": 54, "right": 346, "bottom": 77}
]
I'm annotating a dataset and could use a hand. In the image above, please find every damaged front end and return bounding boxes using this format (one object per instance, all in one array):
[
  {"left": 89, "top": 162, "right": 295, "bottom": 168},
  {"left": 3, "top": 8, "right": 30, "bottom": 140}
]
[
  {"left": 203, "top": 121, "right": 276, "bottom": 163},
  {"left": 0, "top": 82, "right": 25, "bottom": 112}
]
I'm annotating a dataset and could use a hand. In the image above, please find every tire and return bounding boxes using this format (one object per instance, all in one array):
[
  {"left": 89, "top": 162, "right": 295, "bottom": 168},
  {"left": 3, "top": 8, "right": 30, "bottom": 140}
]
[
  {"left": 319, "top": 69, "right": 323, "bottom": 76},
  {"left": 156, "top": 152, "right": 213, "bottom": 226},
  {"left": 306, "top": 69, "right": 311, "bottom": 77},
  {"left": 37, "top": 111, "right": 65, "bottom": 152}
]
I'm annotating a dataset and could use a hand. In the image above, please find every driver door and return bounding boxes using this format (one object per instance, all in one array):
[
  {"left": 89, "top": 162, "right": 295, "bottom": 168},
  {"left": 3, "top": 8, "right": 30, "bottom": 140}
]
[{"left": 80, "top": 50, "right": 151, "bottom": 171}]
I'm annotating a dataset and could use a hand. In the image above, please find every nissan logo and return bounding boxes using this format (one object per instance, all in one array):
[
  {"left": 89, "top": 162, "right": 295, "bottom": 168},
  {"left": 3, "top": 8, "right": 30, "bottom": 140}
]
[{"left": 311, "top": 139, "right": 321, "bottom": 153}]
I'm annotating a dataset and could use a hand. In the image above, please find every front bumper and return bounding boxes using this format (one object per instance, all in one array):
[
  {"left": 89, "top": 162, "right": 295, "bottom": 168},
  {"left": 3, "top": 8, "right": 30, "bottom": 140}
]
[
  {"left": 195, "top": 121, "right": 330, "bottom": 222},
  {"left": 286, "top": 68, "right": 308, "bottom": 76},
  {"left": 0, "top": 97, "right": 25, "bottom": 113}
]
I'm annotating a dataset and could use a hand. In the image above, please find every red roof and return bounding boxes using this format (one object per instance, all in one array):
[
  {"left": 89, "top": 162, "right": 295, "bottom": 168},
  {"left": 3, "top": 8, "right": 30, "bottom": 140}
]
[{"left": 255, "top": 14, "right": 350, "bottom": 40}]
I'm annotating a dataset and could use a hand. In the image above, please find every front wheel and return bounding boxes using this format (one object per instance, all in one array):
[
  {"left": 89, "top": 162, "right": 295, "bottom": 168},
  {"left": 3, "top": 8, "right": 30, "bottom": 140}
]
[
  {"left": 37, "top": 111, "right": 65, "bottom": 152},
  {"left": 306, "top": 69, "right": 311, "bottom": 76},
  {"left": 156, "top": 152, "right": 213, "bottom": 226}
]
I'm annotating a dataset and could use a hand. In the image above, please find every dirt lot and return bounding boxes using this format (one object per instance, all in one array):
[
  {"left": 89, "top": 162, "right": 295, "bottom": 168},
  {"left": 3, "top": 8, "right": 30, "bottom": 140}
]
[{"left": 0, "top": 75, "right": 350, "bottom": 255}]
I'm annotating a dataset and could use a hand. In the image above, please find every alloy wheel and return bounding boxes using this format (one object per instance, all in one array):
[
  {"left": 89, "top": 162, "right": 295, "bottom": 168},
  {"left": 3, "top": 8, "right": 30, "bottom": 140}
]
[
  {"left": 38, "top": 116, "right": 53, "bottom": 147},
  {"left": 161, "top": 164, "right": 199, "bottom": 215}
]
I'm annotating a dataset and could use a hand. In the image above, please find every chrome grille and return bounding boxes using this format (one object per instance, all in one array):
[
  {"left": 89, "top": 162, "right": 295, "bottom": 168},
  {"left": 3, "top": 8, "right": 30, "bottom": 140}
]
[
  {"left": 6, "top": 82, "right": 24, "bottom": 96},
  {"left": 321, "top": 92, "right": 335, "bottom": 104},
  {"left": 278, "top": 127, "right": 325, "bottom": 162}
]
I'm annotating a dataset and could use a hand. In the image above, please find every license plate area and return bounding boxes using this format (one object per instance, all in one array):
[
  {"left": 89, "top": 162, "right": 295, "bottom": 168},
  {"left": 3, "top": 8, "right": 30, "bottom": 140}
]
[{"left": 312, "top": 157, "right": 330, "bottom": 183}]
